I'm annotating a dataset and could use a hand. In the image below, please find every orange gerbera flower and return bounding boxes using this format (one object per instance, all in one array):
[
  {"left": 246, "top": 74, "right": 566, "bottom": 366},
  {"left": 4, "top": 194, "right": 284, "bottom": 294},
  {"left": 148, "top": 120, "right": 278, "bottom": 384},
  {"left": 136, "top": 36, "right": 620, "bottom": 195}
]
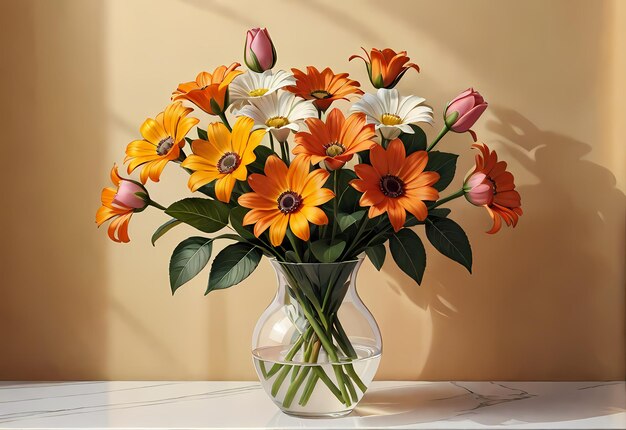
[
  {"left": 464, "top": 143, "right": 523, "bottom": 234},
  {"left": 238, "top": 156, "right": 334, "bottom": 246},
  {"left": 181, "top": 117, "right": 265, "bottom": 202},
  {"left": 96, "top": 165, "right": 149, "bottom": 243},
  {"left": 173, "top": 63, "right": 243, "bottom": 115},
  {"left": 351, "top": 139, "right": 439, "bottom": 232},
  {"left": 293, "top": 109, "right": 376, "bottom": 170},
  {"left": 125, "top": 102, "right": 199, "bottom": 184},
  {"left": 285, "top": 66, "right": 363, "bottom": 112},
  {"left": 349, "top": 47, "right": 420, "bottom": 89}
]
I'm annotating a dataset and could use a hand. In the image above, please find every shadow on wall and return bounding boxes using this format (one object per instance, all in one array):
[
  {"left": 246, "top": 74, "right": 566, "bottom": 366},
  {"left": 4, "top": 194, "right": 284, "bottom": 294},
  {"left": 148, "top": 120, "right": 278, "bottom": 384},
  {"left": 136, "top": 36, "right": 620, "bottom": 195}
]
[
  {"left": 0, "top": 0, "right": 108, "bottom": 379},
  {"left": 383, "top": 108, "right": 625, "bottom": 380}
]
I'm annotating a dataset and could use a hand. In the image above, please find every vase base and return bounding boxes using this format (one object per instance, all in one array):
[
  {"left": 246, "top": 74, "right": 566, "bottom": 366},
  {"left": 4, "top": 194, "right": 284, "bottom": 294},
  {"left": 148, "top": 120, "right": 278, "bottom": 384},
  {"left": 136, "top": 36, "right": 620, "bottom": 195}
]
[{"left": 280, "top": 408, "right": 353, "bottom": 419}]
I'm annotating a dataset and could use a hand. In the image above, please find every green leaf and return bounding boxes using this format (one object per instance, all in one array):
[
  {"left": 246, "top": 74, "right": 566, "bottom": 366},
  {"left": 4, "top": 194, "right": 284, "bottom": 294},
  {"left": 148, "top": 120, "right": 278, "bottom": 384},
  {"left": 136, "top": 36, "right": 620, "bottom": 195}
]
[
  {"left": 337, "top": 210, "right": 365, "bottom": 232},
  {"left": 427, "top": 151, "right": 458, "bottom": 192},
  {"left": 169, "top": 237, "right": 213, "bottom": 294},
  {"left": 197, "top": 127, "right": 208, "bottom": 141},
  {"left": 207, "top": 243, "right": 262, "bottom": 293},
  {"left": 336, "top": 169, "right": 360, "bottom": 213},
  {"left": 425, "top": 217, "right": 472, "bottom": 273},
  {"left": 165, "top": 198, "right": 230, "bottom": 233},
  {"left": 229, "top": 206, "right": 256, "bottom": 240},
  {"left": 310, "top": 239, "right": 347, "bottom": 263},
  {"left": 399, "top": 124, "right": 427, "bottom": 154},
  {"left": 248, "top": 145, "right": 275, "bottom": 174},
  {"left": 366, "top": 244, "right": 386, "bottom": 271},
  {"left": 428, "top": 208, "right": 451, "bottom": 218},
  {"left": 389, "top": 228, "right": 427, "bottom": 285},
  {"left": 151, "top": 219, "right": 182, "bottom": 246}
]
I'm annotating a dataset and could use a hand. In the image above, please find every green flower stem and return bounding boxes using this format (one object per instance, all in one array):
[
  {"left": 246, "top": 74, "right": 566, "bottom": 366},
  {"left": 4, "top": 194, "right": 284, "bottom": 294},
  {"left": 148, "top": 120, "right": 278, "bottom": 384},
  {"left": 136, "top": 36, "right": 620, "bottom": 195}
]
[
  {"left": 298, "top": 373, "right": 319, "bottom": 406},
  {"left": 429, "top": 188, "right": 465, "bottom": 209},
  {"left": 381, "top": 137, "right": 389, "bottom": 148},
  {"left": 269, "top": 133, "right": 276, "bottom": 153},
  {"left": 271, "top": 364, "right": 292, "bottom": 397},
  {"left": 332, "top": 365, "right": 352, "bottom": 406},
  {"left": 312, "top": 367, "right": 343, "bottom": 399},
  {"left": 343, "top": 369, "right": 358, "bottom": 402},
  {"left": 147, "top": 200, "right": 167, "bottom": 211},
  {"left": 426, "top": 125, "right": 449, "bottom": 152},
  {"left": 265, "top": 327, "right": 311, "bottom": 378},
  {"left": 218, "top": 112, "right": 232, "bottom": 131},
  {"left": 345, "top": 364, "right": 368, "bottom": 393},
  {"left": 282, "top": 339, "right": 320, "bottom": 408}
]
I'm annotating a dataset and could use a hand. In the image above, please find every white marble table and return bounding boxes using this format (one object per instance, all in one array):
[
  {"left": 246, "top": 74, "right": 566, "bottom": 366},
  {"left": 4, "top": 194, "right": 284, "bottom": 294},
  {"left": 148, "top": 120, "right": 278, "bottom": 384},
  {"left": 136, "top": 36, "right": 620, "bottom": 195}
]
[{"left": 0, "top": 381, "right": 624, "bottom": 429}]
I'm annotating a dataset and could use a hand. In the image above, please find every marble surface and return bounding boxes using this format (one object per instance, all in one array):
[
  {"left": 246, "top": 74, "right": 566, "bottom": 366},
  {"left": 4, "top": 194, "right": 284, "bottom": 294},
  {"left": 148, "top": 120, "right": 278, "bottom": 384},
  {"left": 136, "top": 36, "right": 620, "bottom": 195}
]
[{"left": 0, "top": 381, "right": 624, "bottom": 429}]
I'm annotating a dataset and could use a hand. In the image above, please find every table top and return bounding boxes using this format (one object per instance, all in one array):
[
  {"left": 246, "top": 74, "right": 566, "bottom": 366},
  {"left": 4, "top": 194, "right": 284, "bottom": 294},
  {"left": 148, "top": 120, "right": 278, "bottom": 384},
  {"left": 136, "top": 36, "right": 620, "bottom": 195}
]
[{"left": 0, "top": 381, "right": 624, "bottom": 429}]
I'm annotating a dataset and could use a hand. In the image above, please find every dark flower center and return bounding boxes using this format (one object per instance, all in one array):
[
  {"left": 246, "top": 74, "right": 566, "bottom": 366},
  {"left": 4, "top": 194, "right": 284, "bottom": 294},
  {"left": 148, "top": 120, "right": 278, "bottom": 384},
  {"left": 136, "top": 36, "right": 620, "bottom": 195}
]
[
  {"left": 323, "top": 142, "right": 346, "bottom": 157},
  {"left": 217, "top": 152, "right": 241, "bottom": 174},
  {"left": 277, "top": 191, "right": 303, "bottom": 214},
  {"left": 311, "top": 90, "right": 332, "bottom": 99},
  {"left": 380, "top": 174, "right": 405, "bottom": 198},
  {"left": 156, "top": 136, "right": 175, "bottom": 156}
]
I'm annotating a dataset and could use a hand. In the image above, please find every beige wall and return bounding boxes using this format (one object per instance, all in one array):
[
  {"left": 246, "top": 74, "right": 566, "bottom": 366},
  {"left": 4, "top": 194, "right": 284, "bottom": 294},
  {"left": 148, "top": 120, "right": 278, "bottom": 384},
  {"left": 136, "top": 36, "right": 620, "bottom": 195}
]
[{"left": 1, "top": 0, "right": 624, "bottom": 381}]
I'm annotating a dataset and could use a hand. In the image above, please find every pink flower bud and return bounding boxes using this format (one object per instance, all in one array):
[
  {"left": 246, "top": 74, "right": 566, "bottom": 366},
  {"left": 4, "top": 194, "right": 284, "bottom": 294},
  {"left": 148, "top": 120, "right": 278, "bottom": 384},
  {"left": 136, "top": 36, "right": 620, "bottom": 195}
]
[
  {"left": 244, "top": 28, "right": 277, "bottom": 73},
  {"left": 113, "top": 180, "right": 148, "bottom": 210},
  {"left": 444, "top": 88, "right": 488, "bottom": 141},
  {"left": 464, "top": 172, "right": 494, "bottom": 206}
]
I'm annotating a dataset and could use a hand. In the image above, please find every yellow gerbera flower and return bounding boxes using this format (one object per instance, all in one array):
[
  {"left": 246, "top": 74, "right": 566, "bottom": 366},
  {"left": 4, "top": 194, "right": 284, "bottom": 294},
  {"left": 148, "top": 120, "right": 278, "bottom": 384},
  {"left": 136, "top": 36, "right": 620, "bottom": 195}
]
[
  {"left": 181, "top": 117, "right": 265, "bottom": 202},
  {"left": 125, "top": 101, "right": 199, "bottom": 184}
]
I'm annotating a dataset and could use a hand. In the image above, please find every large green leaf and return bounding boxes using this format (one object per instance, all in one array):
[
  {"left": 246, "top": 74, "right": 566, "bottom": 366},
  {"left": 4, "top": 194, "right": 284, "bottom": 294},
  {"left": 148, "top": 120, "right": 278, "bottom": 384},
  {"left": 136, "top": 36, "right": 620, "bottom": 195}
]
[
  {"left": 169, "top": 237, "right": 213, "bottom": 294},
  {"left": 151, "top": 219, "right": 182, "bottom": 246},
  {"left": 425, "top": 217, "right": 472, "bottom": 273},
  {"left": 428, "top": 208, "right": 451, "bottom": 218},
  {"left": 229, "top": 206, "right": 256, "bottom": 240},
  {"left": 336, "top": 169, "right": 360, "bottom": 213},
  {"left": 426, "top": 151, "right": 459, "bottom": 192},
  {"left": 207, "top": 243, "right": 262, "bottom": 293},
  {"left": 248, "top": 145, "right": 274, "bottom": 175},
  {"left": 389, "top": 228, "right": 427, "bottom": 285},
  {"left": 310, "top": 239, "right": 346, "bottom": 263},
  {"left": 165, "top": 198, "right": 230, "bottom": 233},
  {"left": 337, "top": 210, "right": 365, "bottom": 232},
  {"left": 366, "top": 244, "right": 386, "bottom": 271},
  {"left": 399, "top": 124, "right": 427, "bottom": 154}
]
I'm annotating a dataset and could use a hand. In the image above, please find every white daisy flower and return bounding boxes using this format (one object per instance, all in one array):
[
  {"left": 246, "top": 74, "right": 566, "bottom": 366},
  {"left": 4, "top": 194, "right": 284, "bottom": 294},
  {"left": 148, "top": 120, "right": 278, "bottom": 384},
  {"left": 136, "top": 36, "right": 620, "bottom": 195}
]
[
  {"left": 236, "top": 91, "right": 317, "bottom": 142},
  {"left": 351, "top": 88, "right": 433, "bottom": 140},
  {"left": 229, "top": 70, "right": 296, "bottom": 110}
]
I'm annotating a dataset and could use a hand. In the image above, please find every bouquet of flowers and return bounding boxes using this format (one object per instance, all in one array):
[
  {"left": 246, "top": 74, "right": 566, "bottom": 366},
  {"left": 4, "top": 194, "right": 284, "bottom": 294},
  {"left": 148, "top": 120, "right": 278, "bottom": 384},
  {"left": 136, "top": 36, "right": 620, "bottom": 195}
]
[{"left": 96, "top": 28, "right": 522, "bottom": 415}]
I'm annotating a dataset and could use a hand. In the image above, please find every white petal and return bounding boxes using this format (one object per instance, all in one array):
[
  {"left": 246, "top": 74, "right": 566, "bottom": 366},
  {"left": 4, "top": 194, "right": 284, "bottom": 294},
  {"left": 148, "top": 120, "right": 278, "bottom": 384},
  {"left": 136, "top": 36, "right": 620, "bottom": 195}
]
[
  {"left": 271, "top": 127, "right": 291, "bottom": 143},
  {"left": 379, "top": 125, "right": 402, "bottom": 140},
  {"left": 396, "top": 95, "right": 426, "bottom": 118},
  {"left": 378, "top": 88, "right": 399, "bottom": 115}
]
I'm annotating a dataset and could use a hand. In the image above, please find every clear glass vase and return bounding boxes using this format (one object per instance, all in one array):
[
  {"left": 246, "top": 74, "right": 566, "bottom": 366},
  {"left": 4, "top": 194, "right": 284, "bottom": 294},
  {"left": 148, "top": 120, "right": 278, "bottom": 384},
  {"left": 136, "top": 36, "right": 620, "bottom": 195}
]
[{"left": 251, "top": 257, "right": 382, "bottom": 418}]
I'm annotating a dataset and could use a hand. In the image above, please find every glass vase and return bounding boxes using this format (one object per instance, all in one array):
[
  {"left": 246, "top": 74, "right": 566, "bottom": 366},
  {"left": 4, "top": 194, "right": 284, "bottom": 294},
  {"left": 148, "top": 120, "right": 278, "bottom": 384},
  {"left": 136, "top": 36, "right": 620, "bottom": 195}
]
[{"left": 251, "top": 257, "right": 382, "bottom": 418}]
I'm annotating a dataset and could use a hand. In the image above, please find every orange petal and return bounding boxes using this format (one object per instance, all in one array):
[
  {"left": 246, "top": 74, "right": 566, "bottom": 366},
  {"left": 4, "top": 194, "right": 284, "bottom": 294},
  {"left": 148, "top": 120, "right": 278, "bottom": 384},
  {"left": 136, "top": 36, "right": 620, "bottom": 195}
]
[
  {"left": 289, "top": 211, "right": 310, "bottom": 241},
  {"left": 269, "top": 213, "right": 289, "bottom": 246}
]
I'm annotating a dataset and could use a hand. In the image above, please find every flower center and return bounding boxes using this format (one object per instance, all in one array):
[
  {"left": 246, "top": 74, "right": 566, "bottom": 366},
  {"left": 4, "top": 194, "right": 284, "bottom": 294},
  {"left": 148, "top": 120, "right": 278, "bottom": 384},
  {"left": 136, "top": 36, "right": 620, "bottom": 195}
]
[
  {"left": 323, "top": 142, "right": 346, "bottom": 157},
  {"left": 248, "top": 88, "right": 269, "bottom": 97},
  {"left": 381, "top": 113, "right": 402, "bottom": 126},
  {"left": 266, "top": 116, "right": 290, "bottom": 128},
  {"left": 277, "top": 191, "right": 303, "bottom": 214},
  {"left": 380, "top": 174, "right": 405, "bottom": 198},
  {"left": 311, "top": 90, "right": 332, "bottom": 99},
  {"left": 217, "top": 152, "right": 241, "bottom": 174},
  {"left": 156, "top": 136, "right": 175, "bottom": 155}
]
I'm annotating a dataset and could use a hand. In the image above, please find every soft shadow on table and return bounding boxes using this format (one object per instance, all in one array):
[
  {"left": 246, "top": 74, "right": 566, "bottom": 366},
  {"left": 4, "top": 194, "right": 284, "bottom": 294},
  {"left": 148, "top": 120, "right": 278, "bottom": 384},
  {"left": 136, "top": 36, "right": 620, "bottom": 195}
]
[{"left": 353, "top": 382, "right": 626, "bottom": 427}]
